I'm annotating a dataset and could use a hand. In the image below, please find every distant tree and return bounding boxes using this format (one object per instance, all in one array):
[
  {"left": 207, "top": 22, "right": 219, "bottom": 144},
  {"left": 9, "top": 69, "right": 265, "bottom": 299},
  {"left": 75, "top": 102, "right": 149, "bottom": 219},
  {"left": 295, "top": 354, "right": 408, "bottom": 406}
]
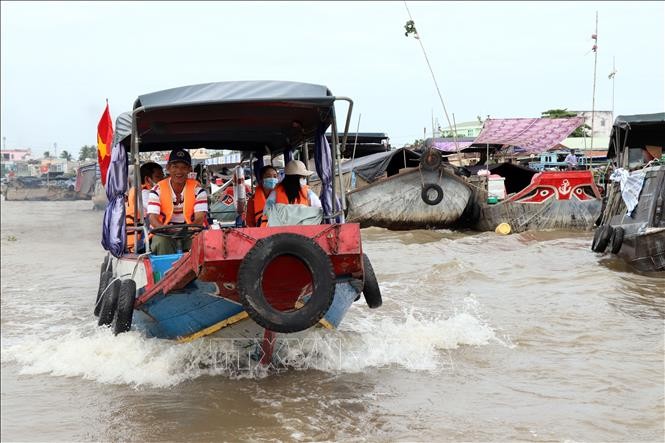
[
  {"left": 541, "top": 108, "right": 591, "bottom": 137},
  {"left": 60, "top": 150, "right": 72, "bottom": 161},
  {"left": 43, "top": 151, "right": 50, "bottom": 159},
  {"left": 78, "top": 145, "right": 97, "bottom": 161}
]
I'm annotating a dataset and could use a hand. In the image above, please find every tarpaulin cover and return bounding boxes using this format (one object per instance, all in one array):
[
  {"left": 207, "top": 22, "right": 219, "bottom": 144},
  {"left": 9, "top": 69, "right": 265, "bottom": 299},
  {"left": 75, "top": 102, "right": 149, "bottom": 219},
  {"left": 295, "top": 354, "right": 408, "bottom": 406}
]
[
  {"left": 101, "top": 141, "right": 127, "bottom": 257},
  {"left": 473, "top": 117, "right": 585, "bottom": 153},
  {"left": 429, "top": 141, "right": 474, "bottom": 152},
  {"left": 314, "top": 125, "right": 335, "bottom": 221},
  {"left": 310, "top": 147, "right": 421, "bottom": 184},
  {"left": 607, "top": 112, "right": 665, "bottom": 159}
]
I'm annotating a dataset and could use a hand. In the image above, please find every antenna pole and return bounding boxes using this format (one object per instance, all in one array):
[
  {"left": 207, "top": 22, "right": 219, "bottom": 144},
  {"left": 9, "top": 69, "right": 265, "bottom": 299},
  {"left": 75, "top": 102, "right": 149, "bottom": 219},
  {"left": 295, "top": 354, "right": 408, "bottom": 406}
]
[{"left": 589, "top": 11, "right": 599, "bottom": 171}]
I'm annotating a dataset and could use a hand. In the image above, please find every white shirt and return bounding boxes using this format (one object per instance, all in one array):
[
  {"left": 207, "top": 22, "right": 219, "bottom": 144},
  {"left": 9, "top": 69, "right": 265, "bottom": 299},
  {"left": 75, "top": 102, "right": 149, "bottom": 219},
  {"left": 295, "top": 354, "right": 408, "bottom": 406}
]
[{"left": 147, "top": 180, "right": 208, "bottom": 223}]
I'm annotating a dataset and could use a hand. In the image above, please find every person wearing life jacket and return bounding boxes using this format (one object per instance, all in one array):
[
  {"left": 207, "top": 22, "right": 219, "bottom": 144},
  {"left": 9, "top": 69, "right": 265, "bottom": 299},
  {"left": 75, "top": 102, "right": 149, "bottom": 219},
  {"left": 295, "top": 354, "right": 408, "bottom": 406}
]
[
  {"left": 247, "top": 165, "right": 279, "bottom": 227},
  {"left": 266, "top": 160, "right": 321, "bottom": 209},
  {"left": 147, "top": 148, "right": 208, "bottom": 255},
  {"left": 126, "top": 162, "right": 164, "bottom": 252}
]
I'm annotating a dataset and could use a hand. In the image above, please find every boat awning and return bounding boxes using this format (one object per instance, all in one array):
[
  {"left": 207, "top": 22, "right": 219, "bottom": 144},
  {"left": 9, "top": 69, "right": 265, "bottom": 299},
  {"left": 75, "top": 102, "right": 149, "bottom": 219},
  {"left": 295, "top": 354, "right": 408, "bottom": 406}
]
[
  {"left": 425, "top": 137, "right": 476, "bottom": 152},
  {"left": 113, "top": 81, "right": 337, "bottom": 153},
  {"left": 607, "top": 112, "right": 665, "bottom": 159},
  {"left": 472, "top": 117, "right": 585, "bottom": 153},
  {"left": 311, "top": 147, "right": 421, "bottom": 183}
]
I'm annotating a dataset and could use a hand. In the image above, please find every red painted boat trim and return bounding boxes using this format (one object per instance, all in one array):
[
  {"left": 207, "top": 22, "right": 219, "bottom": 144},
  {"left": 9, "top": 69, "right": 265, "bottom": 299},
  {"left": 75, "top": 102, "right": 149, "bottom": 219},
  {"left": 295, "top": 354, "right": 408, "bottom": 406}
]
[{"left": 508, "top": 170, "right": 602, "bottom": 204}]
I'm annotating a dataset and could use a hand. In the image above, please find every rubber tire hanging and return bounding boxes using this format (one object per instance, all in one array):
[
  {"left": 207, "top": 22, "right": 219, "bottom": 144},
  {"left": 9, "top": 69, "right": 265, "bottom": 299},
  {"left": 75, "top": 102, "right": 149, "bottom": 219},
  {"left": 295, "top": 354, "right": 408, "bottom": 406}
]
[
  {"left": 113, "top": 280, "right": 136, "bottom": 335},
  {"left": 362, "top": 253, "right": 382, "bottom": 309},
  {"left": 421, "top": 183, "right": 444, "bottom": 206},
  {"left": 237, "top": 233, "right": 335, "bottom": 333},
  {"left": 420, "top": 148, "right": 442, "bottom": 171},
  {"left": 609, "top": 226, "right": 625, "bottom": 254},
  {"left": 591, "top": 224, "right": 613, "bottom": 253},
  {"left": 98, "top": 278, "right": 120, "bottom": 327},
  {"left": 95, "top": 270, "right": 112, "bottom": 317}
]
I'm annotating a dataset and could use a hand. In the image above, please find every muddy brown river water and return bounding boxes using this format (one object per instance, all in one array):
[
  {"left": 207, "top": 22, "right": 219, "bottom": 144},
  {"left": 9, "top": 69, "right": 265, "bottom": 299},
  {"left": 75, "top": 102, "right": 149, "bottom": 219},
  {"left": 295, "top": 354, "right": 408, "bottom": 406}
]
[{"left": 1, "top": 200, "right": 663, "bottom": 442}]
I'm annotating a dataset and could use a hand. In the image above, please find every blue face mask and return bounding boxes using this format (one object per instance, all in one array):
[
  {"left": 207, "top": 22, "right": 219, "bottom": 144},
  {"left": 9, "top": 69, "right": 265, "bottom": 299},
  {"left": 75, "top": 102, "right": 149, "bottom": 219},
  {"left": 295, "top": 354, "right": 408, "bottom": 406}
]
[
  {"left": 299, "top": 177, "right": 307, "bottom": 187},
  {"left": 263, "top": 178, "right": 278, "bottom": 190}
]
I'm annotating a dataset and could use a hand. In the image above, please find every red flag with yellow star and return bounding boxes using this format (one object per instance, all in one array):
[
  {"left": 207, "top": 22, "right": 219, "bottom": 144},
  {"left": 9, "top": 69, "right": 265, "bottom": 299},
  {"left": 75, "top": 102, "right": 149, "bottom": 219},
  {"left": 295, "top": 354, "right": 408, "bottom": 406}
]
[{"left": 97, "top": 102, "right": 113, "bottom": 186}]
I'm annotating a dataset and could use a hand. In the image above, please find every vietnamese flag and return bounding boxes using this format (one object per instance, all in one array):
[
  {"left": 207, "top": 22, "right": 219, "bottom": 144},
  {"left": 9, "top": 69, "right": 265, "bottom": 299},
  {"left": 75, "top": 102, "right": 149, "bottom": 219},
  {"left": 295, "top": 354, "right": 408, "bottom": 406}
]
[{"left": 97, "top": 102, "right": 114, "bottom": 186}]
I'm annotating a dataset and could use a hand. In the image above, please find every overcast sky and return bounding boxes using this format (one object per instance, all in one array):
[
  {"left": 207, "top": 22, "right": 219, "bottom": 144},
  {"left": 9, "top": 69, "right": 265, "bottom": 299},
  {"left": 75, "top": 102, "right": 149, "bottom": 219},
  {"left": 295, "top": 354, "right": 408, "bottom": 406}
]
[{"left": 1, "top": 1, "right": 663, "bottom": 157}]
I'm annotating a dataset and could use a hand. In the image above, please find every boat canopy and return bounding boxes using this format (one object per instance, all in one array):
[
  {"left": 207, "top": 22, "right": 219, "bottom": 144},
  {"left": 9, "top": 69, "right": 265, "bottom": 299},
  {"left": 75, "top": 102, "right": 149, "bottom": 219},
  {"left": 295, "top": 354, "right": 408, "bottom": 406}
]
[
  {"left": 113, "top": 80, "right": 336, "bottom": 153},
  {"left": 607, "top": 112, "right": 665, "bottom": 159},
  {"left": 311, "top": 147, "right": 421, "bottom": 183},
  {"left": 472, "top": 117, "right": 585, "bottom": 153},
  {"left": 425, "top": 137, "right": 475, "bottom": 152}
]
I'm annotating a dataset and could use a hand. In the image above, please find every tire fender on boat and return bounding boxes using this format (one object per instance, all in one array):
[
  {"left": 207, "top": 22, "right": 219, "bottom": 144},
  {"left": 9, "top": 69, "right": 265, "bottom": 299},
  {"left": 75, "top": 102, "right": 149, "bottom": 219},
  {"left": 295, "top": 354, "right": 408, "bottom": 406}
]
[
  {"left": 113, "top": 279, "right": 136, "bottom": 335},
  {"left": 362, "top": 253, "right": 382, "bottom": 309},
  {"left": 609, "top": 226, "right": 625, "bottom": 254},
  {"left": 98, "top": 278, "right": 120, "bottom": 327},
  {"left": 420, "top": 148, "right": 442, "bottom": 171},
  {"left": 95, "top": 267, "right": 112, "bottom": 318},
  {"left": 591, "top": 224, "right": 613, "bottom": 253},
  {"left": 237, "top": 233, "right": 335, "bottom": 333},
  {"left": 421, "top": 183, "right": 444, "bottom": 206}
]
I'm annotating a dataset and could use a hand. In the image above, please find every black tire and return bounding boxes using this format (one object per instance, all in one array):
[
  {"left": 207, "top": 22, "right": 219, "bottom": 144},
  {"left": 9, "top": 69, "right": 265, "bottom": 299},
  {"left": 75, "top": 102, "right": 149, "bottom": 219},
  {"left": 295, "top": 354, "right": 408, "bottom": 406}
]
[
  {"left": 237, "top": 233, "right": 335, "bottom": 333},
  {"left": 98, "top": 278, "right": 120, "bottom": 327},
  {"left": 95, "top": 270, "right": 113, "bottom": 317},
  {"left": 421, "top": 183, "right": 444, "bottom": 206},
  {"left": 420, "top": 148, "right": 442, "bottom": 171},
  {"left": 591, "top": 224, "right": 613, "bottom": 253},
  {"left": 362, "top": 254, "right": 382, "bottom": 309},
  {"left": 609, "top": 226, "right": 625, "bottom": 254},
  {"left": 113, "top": 280, "right": 136, "bottom": 335}
]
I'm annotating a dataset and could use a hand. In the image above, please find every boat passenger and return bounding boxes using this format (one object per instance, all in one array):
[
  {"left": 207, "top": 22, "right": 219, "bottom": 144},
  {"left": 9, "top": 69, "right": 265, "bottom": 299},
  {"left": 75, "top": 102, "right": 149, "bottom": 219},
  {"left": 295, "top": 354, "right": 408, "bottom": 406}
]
[
  {"left": 564, "top": 151, "right": 577, "bottom": 170},
  {"left": 247, "top": 165, "right": 279, "bottom": 227},
  {"left": 147, "top": 148, "right": 208, "bottom": 255},
  {"left": 126, "top": 162, "right": 164, "bottom": 252},
  {"left": 266, "top": 160, "right": 321, "bottom": 208}
]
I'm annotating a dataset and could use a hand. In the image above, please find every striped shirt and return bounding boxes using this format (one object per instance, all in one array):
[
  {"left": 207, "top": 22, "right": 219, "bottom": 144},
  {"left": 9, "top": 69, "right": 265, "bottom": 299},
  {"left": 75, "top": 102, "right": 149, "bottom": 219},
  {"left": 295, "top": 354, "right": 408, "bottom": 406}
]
[{"left": 147, "top": 180, "right": 208, "bottom": 223}]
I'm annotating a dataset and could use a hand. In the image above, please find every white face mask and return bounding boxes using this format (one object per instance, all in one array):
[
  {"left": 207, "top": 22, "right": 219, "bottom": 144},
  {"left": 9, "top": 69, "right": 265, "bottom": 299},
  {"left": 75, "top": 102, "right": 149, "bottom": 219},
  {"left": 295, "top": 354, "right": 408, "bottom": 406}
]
[{"left": 299, "top": 177, "right": 307, "bottom": 187}]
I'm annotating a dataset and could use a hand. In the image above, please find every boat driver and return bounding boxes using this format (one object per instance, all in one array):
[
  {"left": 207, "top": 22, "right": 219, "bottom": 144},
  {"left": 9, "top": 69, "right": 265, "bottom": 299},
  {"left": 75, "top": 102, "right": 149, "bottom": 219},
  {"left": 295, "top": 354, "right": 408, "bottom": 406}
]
[{"left": 147, "top": 148, "right": 208, "bottom": 255}]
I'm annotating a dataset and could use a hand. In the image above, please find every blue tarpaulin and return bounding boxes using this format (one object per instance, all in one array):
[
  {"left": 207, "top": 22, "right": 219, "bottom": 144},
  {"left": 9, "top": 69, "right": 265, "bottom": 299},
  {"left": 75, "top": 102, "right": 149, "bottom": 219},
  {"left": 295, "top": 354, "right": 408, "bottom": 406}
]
[{"left": 101, "top": 141, "right": 128, "bottom": 257}]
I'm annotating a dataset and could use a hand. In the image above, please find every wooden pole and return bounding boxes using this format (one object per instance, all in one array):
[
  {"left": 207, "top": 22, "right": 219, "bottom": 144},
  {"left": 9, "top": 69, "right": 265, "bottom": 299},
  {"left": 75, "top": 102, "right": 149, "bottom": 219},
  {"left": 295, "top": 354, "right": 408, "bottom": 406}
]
[{"left": 589, "top": 11, "right": 599, "bottom": 171}]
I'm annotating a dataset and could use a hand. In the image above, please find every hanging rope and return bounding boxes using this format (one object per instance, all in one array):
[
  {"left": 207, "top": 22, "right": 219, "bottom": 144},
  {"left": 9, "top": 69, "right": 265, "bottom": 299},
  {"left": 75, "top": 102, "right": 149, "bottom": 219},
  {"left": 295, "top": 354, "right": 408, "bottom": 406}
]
[{"left": 403, "top": 1, "right": 460, "bottom": 154}]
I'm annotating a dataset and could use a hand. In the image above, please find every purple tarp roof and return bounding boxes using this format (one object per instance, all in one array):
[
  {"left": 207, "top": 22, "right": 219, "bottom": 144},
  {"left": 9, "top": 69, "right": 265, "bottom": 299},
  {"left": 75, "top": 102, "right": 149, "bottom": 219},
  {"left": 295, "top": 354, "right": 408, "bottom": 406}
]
[
  {"left": 473, "top": 117, "right": 584, "bottom": 153},
  {"left": 431, "top": 141, "right": 474, "bottom": 152}
]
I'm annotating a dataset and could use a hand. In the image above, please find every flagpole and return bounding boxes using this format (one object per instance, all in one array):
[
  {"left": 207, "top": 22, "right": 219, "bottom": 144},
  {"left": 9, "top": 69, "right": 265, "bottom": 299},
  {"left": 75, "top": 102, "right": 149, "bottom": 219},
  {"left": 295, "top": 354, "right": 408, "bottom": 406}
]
[{"left": 589, "top": 11, "right": 599, "bottom": 171}]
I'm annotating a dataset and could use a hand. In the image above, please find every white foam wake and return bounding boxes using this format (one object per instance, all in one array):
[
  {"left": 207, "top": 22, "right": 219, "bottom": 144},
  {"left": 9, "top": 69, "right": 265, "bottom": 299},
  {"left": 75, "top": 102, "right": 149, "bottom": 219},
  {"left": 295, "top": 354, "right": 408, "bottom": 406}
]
[{"left": 2, "top": 306, "right": 502, "bottom": 387}]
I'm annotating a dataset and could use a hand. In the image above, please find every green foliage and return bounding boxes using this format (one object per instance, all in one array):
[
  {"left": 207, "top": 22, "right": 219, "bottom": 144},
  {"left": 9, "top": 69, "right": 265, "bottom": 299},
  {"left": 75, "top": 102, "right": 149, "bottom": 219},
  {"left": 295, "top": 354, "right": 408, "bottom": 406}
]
[
  {"left": 541, "top": 108, "right": 591, "bottom": 137},
  {"left": 43, "top": 151, "right": 50, "bottom": 159},
  {"left": 60, "top": 150, "right": 72, "bottom": 161},
  {"left": 404, "top": 20, "right": 417, "bottom": 37},
  {"left": 78, "top": 145, "right": 97, "bottom": 161}
]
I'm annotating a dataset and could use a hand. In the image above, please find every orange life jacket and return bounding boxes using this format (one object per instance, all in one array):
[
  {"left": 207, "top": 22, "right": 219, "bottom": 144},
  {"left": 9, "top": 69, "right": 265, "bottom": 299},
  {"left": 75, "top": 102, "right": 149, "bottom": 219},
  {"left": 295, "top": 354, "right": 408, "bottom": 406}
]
[
  {"left": 251, "top": 186, "right": 269, "bottom": 226},
  {"left": 125, "top": 184, "right": 151, "bottom": 252},
  {"left": 157, "top": 178, "right": 199, "bottom": 225},
  {"left": 274, "top": 183, "right": 311, "bottom": 206}
]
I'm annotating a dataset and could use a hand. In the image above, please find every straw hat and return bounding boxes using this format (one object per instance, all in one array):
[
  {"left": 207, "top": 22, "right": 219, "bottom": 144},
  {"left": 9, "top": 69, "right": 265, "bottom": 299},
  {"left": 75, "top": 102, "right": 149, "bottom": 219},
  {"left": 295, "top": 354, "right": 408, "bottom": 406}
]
[{"left": 284, "top": 160, "right": 314, "bottom": 176}]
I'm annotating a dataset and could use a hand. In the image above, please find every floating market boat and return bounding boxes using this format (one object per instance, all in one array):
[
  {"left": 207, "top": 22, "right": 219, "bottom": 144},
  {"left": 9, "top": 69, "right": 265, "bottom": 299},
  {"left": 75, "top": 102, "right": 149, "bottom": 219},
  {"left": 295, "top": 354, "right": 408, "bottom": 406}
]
[
  {"left": 591, "top": 113, "right": 665, "bottom": 273},
  {"left": 308, "top": 147, "right": 473, "bottom": 230},
  {"left": 450, "top": 117, "right": 603, "bottom": 233},
  {"left": 4, "top": 164, "right": 97, "bottom": 201},
  {"left": 94, "top": 81, "right": 382, "bottom": 364}
]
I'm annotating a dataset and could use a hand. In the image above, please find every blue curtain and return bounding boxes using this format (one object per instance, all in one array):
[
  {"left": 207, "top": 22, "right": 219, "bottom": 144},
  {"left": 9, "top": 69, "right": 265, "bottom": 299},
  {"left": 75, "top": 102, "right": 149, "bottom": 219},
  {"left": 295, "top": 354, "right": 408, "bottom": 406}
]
[
  {"left": 314, "top": 125, "right": 335, "bottom": 222},
  {"left": 101, "top": 142, "right": 127, "bottom": 257}
]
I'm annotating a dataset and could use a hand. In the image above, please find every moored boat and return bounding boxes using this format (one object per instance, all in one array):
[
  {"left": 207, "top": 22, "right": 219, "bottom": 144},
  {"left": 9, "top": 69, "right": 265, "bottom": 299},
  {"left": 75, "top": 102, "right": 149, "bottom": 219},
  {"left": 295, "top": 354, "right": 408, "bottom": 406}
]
[
  {"left": 94, "top": 81, "right": 383, "bottom": 364},
  {"left": 309, "top": 147, "right": 472, "bottom": 229},
  {"left": 452, "top": 116, "right": 603, "bottom": 232},
  {"left": 591, "top": 113, "right": 665, "bottom": 273}
]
